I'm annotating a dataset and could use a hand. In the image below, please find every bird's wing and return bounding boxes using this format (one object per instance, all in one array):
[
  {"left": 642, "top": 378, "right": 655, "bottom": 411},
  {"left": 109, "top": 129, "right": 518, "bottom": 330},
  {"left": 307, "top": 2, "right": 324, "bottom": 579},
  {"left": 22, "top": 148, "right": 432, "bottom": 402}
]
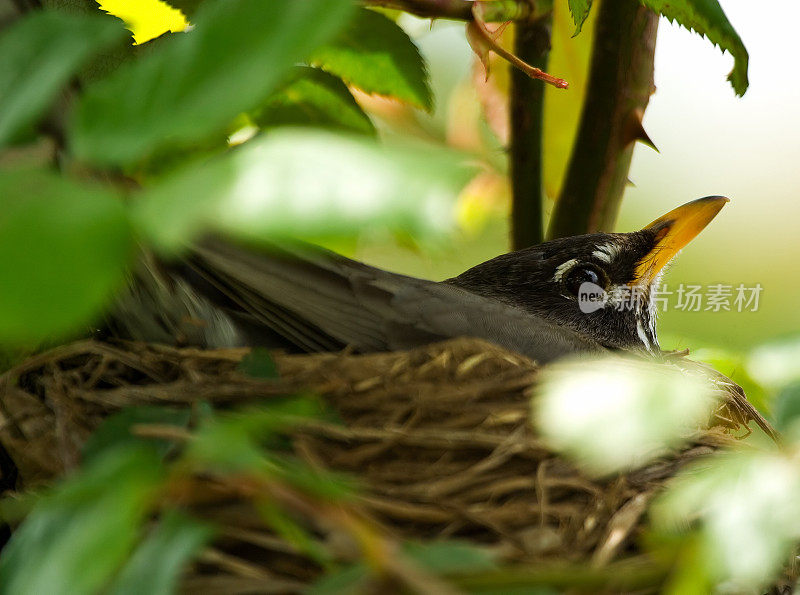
[{"left": 182, "top": 238, "right": 603, "bottom": 363}]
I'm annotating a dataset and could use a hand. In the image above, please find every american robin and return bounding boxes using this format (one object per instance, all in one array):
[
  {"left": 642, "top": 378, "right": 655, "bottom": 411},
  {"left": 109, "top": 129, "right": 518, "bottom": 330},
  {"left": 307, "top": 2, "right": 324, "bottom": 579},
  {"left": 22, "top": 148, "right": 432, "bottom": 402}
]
[{"left": 108, "top": 196, "right": 727, "bottom": 364}]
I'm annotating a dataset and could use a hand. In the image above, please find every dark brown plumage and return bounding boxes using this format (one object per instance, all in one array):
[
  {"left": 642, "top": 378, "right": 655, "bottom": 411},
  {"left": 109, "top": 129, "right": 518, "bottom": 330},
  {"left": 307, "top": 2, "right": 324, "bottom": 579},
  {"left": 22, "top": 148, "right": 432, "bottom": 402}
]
[{"left": 107, "top": 196, "right": 728, "bottom": 364}]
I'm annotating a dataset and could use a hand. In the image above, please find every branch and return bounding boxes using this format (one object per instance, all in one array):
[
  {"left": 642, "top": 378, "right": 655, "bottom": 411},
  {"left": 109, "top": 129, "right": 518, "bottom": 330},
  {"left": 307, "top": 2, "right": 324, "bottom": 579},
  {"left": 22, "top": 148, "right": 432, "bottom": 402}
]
[
  {"left": 547, "top": 0, "right": 658, "bottom": 239},
  {"left": 363, "top": 0, "right": 532, "bottom": 22},
  {"left": 509, "top": 14, "right": 552, "bottom": 249}
]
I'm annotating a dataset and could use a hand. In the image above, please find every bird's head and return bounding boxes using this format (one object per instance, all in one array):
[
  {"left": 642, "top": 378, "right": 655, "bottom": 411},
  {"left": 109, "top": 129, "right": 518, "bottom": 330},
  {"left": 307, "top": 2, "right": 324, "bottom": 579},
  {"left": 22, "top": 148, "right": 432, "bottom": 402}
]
[{"left": 448, "top": 196, "right": 729, "bottom": 353}]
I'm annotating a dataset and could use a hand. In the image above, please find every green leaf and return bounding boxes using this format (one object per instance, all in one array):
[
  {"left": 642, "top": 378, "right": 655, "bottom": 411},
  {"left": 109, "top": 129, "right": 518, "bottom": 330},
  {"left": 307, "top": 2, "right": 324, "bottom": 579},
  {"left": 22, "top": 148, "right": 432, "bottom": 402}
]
[
  {"left": 307, "top": 564, "right": 370, "bottom": 595},
  {"left": 71, "top": 0, "right": 354, "bottom": 166},
  {"left": 82, "top": 406, "right": 192, "bottom": 463},
  {"left": 636, "top": 0, "right": 748, "bottom": 95},
  {"left": 164, "top": 0, "right": 202, "bottom": 18},
  {"left": 254, "top": 67, "right": 375, "bottom": 136},
  {"left": 133, "top": 129, "right": 472, "bottom": 253},
  {"left": 257, "top": 499, "right": 328, "bottom": 563},
  {"left": 0, "top": 11, "right": 126, "bottom": 147},
  {"left": 0, "top": 168, "right": 134, "bottom": 346},
  {"left": 403, "top": 541, "right": 496, "bottom": 574},
  {"left": 653, "top": 451, "right": 800, "bottom": 589},
  {"left": 0, "top": 446, "right": 164, "bottom": 595},
  {"left": 309, "top": 8, "right": 432, "bottom": 111},
  {"left": 238, "top": 347, "right": 279, "bottom": 379},
  {"left": 567, "top": 0, "right": 593, "bottom": 35},
  {"left": 187, "top": 399, "right": 326, "bottom": 473},
  {"left": 107, "top": 511, "right": 213, "bottom": 595},
  {"left": 772, "top": 381, "right": 800, "bottom": 438},
  {"left": 535, "top": 355, "right": 717, "bottom": 475}
]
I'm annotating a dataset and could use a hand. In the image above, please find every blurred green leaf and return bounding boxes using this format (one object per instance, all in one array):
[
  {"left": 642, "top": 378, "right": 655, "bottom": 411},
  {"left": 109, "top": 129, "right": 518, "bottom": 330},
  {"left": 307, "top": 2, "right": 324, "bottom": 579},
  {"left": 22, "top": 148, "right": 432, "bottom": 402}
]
[
  {"left": 107, "top": 510, "right": 213, "bottom": 595},
  {"left": 310, "top": 8, "right": 432, "bottom": 111},
  {"left": 0, "top": 168, "right": 133, "bottom": 346},
  {"left": 307, "top": 563, "right": 370, "bottom": 595},
  {"left": 567, "top": 0, "right": 593, "bottom": 35},
  {"left": 164, "top": 0, "right": 202, "bottom": 18},
  {"left": 535, "top": 355, "right": 717, "bottom": 475},
  {"left": 771, "top": 381, "right": 800, "bottom": 438},
  {"left": 0, "top": 11, "right": 126, "bottom": 148},
  {"left": 71, "top": 0, "right": 354, "bottom": 166},
  {"left": 187, "top": 399, "right": 325, "bottom": 472},
  {"left": 0, "top": 446, "right": 164, "bottom": 595},
  {"left": 747, "top": 336, "right": 800, "bottom": 392},
  {"left": 186, "top": 399, "right": 354, "bottom": 500},
  {"left": 133, "top": 129, "right": 472, "bottom": 253},
  {"left": 637, "top": 0, "right": 748, "bottom": 95},
  {"left": 254, "top": 67, "right": 375, "bottom": 136},
  {"left": 82, "top": 406, "right": 192, "bottom": 463},
  {"left": 653, "top": 451, "right": 800, "bottom": 591},
  {"left": 661, "top": 535, "right": 713, "bottom": 595},
  {"left": 257, "top": 499, "right": 328, "bottom": 563},
  {"left": 238, "top": 347, "right": 279, "bottom": 379},
  {"left": 266, "top": 453, "right": 354, "bottom": 501},
  {"left": 403, "top": 540, "right": 496, "bottom": 574}
]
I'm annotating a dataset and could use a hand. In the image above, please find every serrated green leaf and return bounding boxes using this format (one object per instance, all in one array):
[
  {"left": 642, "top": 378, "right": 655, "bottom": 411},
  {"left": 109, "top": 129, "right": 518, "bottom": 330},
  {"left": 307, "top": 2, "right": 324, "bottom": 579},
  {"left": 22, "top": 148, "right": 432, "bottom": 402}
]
[
  {"left": 107, "top": 511, "right": 213, "bottom": 595},
  {"left": 637, "top": 0, "right": 748, "bottom": 95},
  {"left": 133, "top": 129, "right": 472, "bottom": 252},
  {"left": 567, "top": 0, "right": 593, "bottom": 36},
  {"left": 0, "top": 11, "right": 126, "bottom": 147},
  {"left": 82, "top": 406, "right": 192, "bottom": 463},
  {"left": 0, "top": 168, "right": 134, "bottom": 346},
  {"left": 0, "top": 446, "right": 164, "bottom": 595},
  {"left": 310, "top": 8, "right": 432, "bottom": 111},
  {"left": 71, "top": 0, "right": 354, "bottom": 166},
  {"left": 164, "top": 0, "right": 202, "bottom": 18},
  {"left": 255, "top": 67, "right": 375, "bottom": 136}
]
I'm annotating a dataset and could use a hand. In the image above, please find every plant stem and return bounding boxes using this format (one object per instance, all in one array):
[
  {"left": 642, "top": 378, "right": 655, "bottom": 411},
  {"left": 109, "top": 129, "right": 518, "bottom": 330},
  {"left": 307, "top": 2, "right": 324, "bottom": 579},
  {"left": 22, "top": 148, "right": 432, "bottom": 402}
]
[
  {"left": 509, "top": 14, "right": 552, "bottom": 249},
  {"left": 547, "top": 0, "right": 658, "bottom": 239}
]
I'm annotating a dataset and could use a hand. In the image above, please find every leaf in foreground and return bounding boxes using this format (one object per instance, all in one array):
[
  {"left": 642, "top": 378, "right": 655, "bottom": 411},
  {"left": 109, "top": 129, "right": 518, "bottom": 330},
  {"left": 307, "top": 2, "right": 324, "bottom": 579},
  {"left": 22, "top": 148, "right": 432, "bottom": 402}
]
[
  {"left": 82, "top": 406, "right": 193, "bottom": 463},
  {"left": 134, "top": 129, "right": 472, "bottom": 252},
  {"left": 0, "top": 168, "right": 134, "bottom": 345},
  {"left": 310, "top": 8, "right": 432, "bottom": 111},
  {"left": 567, "top": 0, "right": 593, "bottom": 35},
  {"left": 534, "top": 355, "right": 717, "bottom": 475},
  {"left": 107, "top": 511, "right": 213, "bottom": 595},
  {"left": 0, "top": 11, "right": 127, "bottom": 147},
  {"left": 0, "top": 447, "right": 164, "bottom": 595},
  {"left": 638, "top": 0, "right": 748, "bottom": 95},
  {"left": 254, "top": 66, "right": 375, "bottom": 136},
  {"left": 71, "top": 0, "right": 354, "bottom": 166},
  {"left": 653, "top": 451, "right": 800, "bottom": 590}
]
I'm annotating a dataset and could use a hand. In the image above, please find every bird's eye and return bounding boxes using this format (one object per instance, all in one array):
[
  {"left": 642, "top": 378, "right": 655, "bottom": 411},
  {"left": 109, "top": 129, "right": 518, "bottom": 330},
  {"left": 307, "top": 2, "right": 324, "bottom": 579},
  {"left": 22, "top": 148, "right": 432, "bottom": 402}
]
[{"left": 563, "top": 264, "right": 607, "bottom": 296}]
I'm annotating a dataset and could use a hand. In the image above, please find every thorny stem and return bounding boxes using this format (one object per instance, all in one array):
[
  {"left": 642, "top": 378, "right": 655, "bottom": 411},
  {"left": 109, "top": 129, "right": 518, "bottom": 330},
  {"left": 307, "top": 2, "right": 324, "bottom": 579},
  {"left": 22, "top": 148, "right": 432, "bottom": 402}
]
[
  {"left": 547, "top": 0, "right": 658, "bottom": 239},
  {"left": 509, "top": 13, "right": 553, "bottom": 249}
]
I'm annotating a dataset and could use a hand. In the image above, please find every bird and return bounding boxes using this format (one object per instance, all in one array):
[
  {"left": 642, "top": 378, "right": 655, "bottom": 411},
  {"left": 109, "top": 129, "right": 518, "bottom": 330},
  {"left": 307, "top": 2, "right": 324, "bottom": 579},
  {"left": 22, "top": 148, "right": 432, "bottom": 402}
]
[{"left": 106, "top": 196, "right": 729, "bottom": 365}]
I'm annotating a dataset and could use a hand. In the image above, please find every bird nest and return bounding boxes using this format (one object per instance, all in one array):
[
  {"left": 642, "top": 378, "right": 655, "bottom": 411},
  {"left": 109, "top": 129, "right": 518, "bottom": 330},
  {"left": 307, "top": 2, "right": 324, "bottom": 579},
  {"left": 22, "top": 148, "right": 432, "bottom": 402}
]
[{"left": 0, "top": 338, "right": 767, "bottom": 592}]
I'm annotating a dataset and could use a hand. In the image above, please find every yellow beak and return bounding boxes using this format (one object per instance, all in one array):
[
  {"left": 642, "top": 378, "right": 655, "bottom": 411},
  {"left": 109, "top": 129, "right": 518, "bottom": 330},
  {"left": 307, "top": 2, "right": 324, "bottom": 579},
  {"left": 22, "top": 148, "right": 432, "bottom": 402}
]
[{"left": 632, "top": 196, "right": 729, "bottom": 285}]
